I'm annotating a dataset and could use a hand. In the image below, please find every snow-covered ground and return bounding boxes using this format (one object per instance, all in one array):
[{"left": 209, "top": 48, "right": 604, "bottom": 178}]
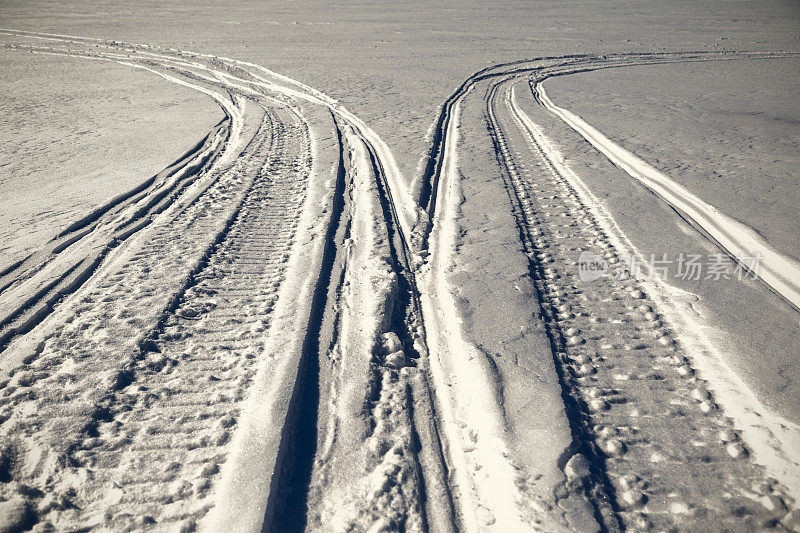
[
  {"left": 0, "top": 52, "right": 221, "bottom": 271},
  {"left": 0, "top": 1, "right": 798, "bottom": 531},
  {"left": 540, "top": 59, "right": 800, "bottom": 423},
  {"left": 544, "top": 58, "right": 800, "bottom": 262}
]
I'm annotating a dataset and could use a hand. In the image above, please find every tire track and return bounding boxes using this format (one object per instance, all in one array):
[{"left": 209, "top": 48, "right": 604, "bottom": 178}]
[
  {"left": 0, "top": 30, "right": 431, "bottom": 531},
  {"left": 0, "top": 36, "right": 265, "bottom": 369},
  {"left": 360, "top": 127, "right": 458, "bottom": 533},
  {"left": 417, "top": 51, "right": 800, "bottom": 531},
  {"left": 0, "top": 109, "right": 230, "bottom": 355},
  {"left": 0, "top": 95, "right": 295, "bottom": 529},
  {"left": 494, "top": 76, "right": 796, "bottom": 530},
  {"left": 44, "top": 34, "right": 439, "bottom": 530},
  {"left": 487, "top": 79, "right": 620, "bottom": 531},
  {"left": 2, "top": 29, "right": 798, "bottom": 531},
  {"left": 330, "top": 122, "right": 455, "bottom": 532},
  {"left": 291, "top": 121, "right": 429, "bottom": 532},
  {"left": 263, "top": 112, "right": 343, "bottom": 533},
  {"left": 61, "top": 106, "right": 311, "bottom": 531}
]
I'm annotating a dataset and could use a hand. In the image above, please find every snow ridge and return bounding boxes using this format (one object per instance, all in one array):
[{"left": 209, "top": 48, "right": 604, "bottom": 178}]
[{"left": 534, "top": 82, "right": 800, "bottom": 311}]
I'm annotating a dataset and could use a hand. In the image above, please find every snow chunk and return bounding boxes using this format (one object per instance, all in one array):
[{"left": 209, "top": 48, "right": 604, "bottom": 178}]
[
  {"left": 385, "top": 351, "right": 407, "bottom": 370},
  {"left": 380, "top": 332, "right": 402, "bottom": 354},
  {"left": 0, "top": 497, "right": 33, "bottom": 532}
]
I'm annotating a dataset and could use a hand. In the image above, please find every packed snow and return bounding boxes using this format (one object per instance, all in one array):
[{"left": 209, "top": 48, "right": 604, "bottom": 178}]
[{"left": 0, "top": 2, "right": 798, "bottom": 531}]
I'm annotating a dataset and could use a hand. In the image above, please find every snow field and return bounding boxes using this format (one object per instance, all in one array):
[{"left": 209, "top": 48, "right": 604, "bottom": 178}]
[{"left": 0, "top": 30, "right": 797, "bottom": 532}]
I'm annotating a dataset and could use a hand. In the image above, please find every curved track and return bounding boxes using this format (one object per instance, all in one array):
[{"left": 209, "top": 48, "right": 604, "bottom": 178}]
[
  {"left": 0, "top": 30, "right": 797, "bottom": 531},
  {"left": 416, "top": 50, "right": 800, "bottom": 531}
]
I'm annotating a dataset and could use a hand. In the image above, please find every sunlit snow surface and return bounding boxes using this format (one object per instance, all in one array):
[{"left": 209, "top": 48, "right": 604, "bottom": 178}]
[{"left": 0, "top": 2, "right": 798, "bottom": 531}]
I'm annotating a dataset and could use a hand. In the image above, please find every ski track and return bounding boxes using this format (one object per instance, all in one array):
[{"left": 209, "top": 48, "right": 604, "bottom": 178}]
[{"left": 0, "top": 29, "right": 798, "bottom": 531}]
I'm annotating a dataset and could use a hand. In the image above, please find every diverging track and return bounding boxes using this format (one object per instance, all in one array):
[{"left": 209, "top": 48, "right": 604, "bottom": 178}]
[
  {"left": 0, "top": 30, "right": 445, "bottom": 532},
  {"left": 414, "top": 51, "right": 800, "bottom": 532},
  {"left": 0, "top": 30, "right": 798, "bottom": 531}
]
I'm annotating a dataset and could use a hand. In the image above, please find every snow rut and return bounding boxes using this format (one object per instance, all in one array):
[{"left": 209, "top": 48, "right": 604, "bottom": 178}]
[
  {"left": 1, "top": 29, "right": 798, "bottom": 532},
  {"left": 0, "top": 99, "right": 304, "bottom": 527},
  {"left": 494, "top": 78, "right": 794, "bottom": 530}
]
